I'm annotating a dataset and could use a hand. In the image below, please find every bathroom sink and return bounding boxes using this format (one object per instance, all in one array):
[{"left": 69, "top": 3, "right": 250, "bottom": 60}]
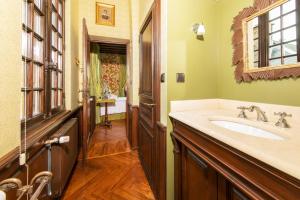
[{"left": 210, "top": 120, "right": 284, "bottom": 140}]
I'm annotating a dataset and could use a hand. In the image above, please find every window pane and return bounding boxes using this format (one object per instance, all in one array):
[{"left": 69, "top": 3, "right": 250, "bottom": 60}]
[
  {"left": 52, "top": 0, "right": 58, "bottom": 9},
  {"left": 283, "top": 41, "right": 297, "bottom": 56},
  {"left": 34, "top": 11, "right": 44, "bottom": 37},
  {"left": 58, "top": 55, "right": 63, "bottom": 70},
  {"left": 58, "top": 37, "right": 62, "bottom": 52},
  {"left": 282, "top": 12, "right": 296, "bottom": 28},
  {"left": 269, "top": 6, "right": 281, "bottom": 20},
  {"left": 52, "top": 30, "right": 57, "bottom": 48},
  {"left": 58, "top": 1, "right": 63, "bottom": 16},
  {"left": 52, "top": 71, "right": 57, "bottom": 88},
  {"left": 33, "top": 91, "right": 40, "bottom": 116},
  {"left": 58, "top": 72, "right": 62, "bottom": 88},
  {"left": 58, "top": 90, "right": 61, "bottom": 106},
  {"left": 22, "top": 2, "right": 32, "bottom": 27},
  {"left": 52, "top": 12, "right": 58, "bottom": 28},
  {"left": 33, "top": 64, "right": 41, "bottom": 88},
  {"left": 51, "top": 50, "right": 58, "bottom": 64},
  {"left": 284, "top": 56, "right": 297, "bottom": 64},
  {"left": 269, "top": 45, "right": 282, "bottom": 58},
  {"left": 33, "top": 38, "right": 43, "bottom": 63},
  {"left": 34, "top": 0, "right": 44, "bottom": 11},
  {"left": 51, "top": 90, "right": 56, "bottom": 108},
  {"left": 269, "top": 18, "right": 281, "bottom": 33},
  {"left": 58, "top": 19, "right": 62, "bottom": 35},
  {"left": 283, "top": 0, "right": 296, "bottom": 14},
  {"left": 269, "top": 58, "right": 281, "bottom": 66},
  {"left": 283, "top": 26, "right": 296, "bottom": 42},
  {"left": 269, "top": 32, "right": 281, "bottom": 46},
  {"left": 22, "top": 31, "right": 32, "bottom": 58},
  {"left": 22, "top": 62, "right": 29, "bottom": 88}
]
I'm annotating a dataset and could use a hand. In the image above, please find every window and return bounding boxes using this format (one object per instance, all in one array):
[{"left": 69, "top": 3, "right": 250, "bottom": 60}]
[
  {"left": 247, "top": 0, "right": 300, "bottom": 68},
  {"left": 21, "top": 0, "right": 64, "bottom": 126}
]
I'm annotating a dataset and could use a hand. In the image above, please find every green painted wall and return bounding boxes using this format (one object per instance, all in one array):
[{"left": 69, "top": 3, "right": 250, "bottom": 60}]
[
  {"left": 166, "top": 0, "right": 219, "bottom": 199},
  {"left": 216, "top": 0, "right": 300, "bottom": 106},
  {"left": 166, "top": 0, "right": 300, "bottom": 199}
]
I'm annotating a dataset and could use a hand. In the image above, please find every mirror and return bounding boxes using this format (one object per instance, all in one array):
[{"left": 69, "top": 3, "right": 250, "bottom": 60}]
[{"left": 232, "top": 0, "right": 300, "bottom": 82}]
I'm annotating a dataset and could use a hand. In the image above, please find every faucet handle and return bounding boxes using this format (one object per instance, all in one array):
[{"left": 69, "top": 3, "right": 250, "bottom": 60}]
[
  {"left": 274, "top": 112, "right": 292, "bottom": 128},
  {"left": 237, "top": 106, "right": 250, "bottom": 110},
  {"left": 274, "top": 112, "right": 292, "bottom": 118},
  {"left": 237, "top": 106, "right": 249, "bottom": 119}
]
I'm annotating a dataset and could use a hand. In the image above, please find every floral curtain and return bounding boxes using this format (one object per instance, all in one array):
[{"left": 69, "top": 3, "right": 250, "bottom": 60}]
[{"left": 100, "top": 53, "right": 127, "bottom": 97}]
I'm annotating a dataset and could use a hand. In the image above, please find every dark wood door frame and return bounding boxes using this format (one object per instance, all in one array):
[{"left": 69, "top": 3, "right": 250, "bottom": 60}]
[
  {"left": 139, "top": 0, "right": 166, "bottom": 199},
  {"left": 82, "top": 18, "right": 90, "bottom": 162}
]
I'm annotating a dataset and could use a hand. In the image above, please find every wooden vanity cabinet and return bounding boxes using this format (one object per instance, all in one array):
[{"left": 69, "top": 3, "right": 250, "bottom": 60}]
[
  {"left": 181, "top": 147, "right": 218, "bottom": 200},
  {"left": 171, "top": 117, "right": 300, "bottom": 200}
]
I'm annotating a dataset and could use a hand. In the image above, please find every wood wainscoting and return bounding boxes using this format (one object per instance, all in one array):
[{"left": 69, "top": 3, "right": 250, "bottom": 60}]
[
  {"left": 126, "top": 102, "right": 167, "bottom": 200},
  {"left": 0, "top": 106, "right": 82, "bottom": 200},
  {"left": 127, "top": 103, "right": 139, "bottom": 150}
]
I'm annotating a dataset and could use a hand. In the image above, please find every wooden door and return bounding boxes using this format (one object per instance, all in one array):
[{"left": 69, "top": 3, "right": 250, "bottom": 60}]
[
  {"left": 82, "top": 18, "right": 90, "bottom": 162},
  {"left": 182, "top": 148, "right": 218, "bottom": 200},
  {"left": 139, "top": 11, "right": 159, "bottom": 191}
]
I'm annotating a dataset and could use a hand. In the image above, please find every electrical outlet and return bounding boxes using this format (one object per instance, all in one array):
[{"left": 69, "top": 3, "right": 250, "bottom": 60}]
[{"left": 19, "top": 153, "right": 26, "bottom": 165}]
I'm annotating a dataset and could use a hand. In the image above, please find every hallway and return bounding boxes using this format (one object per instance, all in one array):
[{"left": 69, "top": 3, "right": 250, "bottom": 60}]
[{"left": 62, "top": 120, "right": 155, "bottom": 200}]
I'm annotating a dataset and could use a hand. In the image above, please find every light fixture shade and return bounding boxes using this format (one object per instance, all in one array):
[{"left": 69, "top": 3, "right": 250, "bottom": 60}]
[
  {"left": 197, "top": 24, "right": 205, "bottom": 35},
  {"left": 193, "top": 23, "right": 206, "bottom": 36}
]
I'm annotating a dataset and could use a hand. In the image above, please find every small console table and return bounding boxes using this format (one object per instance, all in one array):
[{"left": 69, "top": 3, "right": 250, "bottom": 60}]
[{"left": 96, "top": 99, "right": 116, "bottom": 127}]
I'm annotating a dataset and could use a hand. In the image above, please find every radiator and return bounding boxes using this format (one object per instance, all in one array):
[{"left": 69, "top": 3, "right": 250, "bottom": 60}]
[{"left": 50, "top": 118, "right": 78, "bottom": 198}]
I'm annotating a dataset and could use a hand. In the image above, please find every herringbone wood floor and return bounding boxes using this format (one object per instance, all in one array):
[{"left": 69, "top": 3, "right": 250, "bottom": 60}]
[{"left": 62, "top": 120, "right": 155, "bottom": 200}]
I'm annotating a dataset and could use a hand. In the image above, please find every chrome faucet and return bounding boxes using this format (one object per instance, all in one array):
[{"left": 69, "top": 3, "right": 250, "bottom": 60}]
[{"left": 249, "top": 105, "right": 268, "bottom": 122}]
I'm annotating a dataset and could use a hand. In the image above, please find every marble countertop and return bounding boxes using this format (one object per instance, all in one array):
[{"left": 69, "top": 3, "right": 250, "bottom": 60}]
[{"left": 169, "top": 99, "right": 300, "bottom": 180}]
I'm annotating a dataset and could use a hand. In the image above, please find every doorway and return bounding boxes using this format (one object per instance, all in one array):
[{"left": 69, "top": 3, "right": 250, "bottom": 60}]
[{"left": 88, "top": 40, "right": 130, "bottom": 158}]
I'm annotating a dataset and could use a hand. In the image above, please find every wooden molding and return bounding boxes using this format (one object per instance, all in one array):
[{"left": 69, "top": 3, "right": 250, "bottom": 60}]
[{"left": 232, "top": 0, "right": 300, "bottom": 82}]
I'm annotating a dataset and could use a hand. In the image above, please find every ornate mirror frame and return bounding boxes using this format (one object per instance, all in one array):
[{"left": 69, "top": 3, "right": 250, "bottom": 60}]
[{"left": 232, "top": 0, "right": 300, "bottom": 82}]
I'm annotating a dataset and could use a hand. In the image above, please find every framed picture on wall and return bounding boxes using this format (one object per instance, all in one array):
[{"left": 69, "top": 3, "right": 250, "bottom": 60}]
[{"left": 96, "top": 2, "right": 115, "bottom": 26}]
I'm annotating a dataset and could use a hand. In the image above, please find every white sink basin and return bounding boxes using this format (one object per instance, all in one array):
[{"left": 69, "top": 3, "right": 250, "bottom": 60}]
[{"left": 210, "top": 120, "right": 284, "bottom": 140}]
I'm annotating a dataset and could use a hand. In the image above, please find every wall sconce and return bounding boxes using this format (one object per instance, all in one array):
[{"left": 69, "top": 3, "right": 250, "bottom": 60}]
[{"left": 193, "top": 23, "right": 205, "bottom": 40}]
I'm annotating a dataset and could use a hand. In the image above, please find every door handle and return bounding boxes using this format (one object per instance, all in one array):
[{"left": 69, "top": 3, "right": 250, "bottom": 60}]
[{"left": 141, "top": 102, "right": 156, "bottom": 107}]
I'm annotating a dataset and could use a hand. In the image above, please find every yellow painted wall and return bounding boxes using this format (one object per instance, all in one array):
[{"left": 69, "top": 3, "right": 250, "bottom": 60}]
[
  {"left": 129, "top": 0, "right": 140, "bottom": 105},
  {"left": 0, "top": 1, "right": 22, "bottom": 157},
  {"left": 216, "top": 0, "right": 300, "bottom": 106},
  {"left": 166, "top": 0, "right": 219, "bottom": 199},
  {"left": 166, "top": 0, "right": 300, "bottom": 199},
  {"left": 77, "top": 0, "right": 132, "bottom": 103},
  {"left": 65, "top": 0, "right": 80, "bottom": 110}
]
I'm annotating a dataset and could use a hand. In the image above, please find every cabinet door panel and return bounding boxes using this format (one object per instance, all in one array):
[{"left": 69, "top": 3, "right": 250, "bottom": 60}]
[{"left": 182, "top": 149, "right": 218, "bottom": 200}]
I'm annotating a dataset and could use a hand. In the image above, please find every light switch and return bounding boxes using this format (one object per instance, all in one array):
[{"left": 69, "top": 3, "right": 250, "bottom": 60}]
[{"left": 176, "top": 73, "right": 185, "bottom": 83}]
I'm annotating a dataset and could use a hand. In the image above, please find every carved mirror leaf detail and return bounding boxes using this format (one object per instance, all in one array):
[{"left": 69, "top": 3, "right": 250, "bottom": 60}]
[{"left": 232, "top": 0, "right": 300, "bottom": 82}]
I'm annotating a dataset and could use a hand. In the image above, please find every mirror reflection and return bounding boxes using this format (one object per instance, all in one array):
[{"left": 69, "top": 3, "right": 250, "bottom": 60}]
[{"left": 245, "top": 0, "right": 299, "bottom": 69}]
